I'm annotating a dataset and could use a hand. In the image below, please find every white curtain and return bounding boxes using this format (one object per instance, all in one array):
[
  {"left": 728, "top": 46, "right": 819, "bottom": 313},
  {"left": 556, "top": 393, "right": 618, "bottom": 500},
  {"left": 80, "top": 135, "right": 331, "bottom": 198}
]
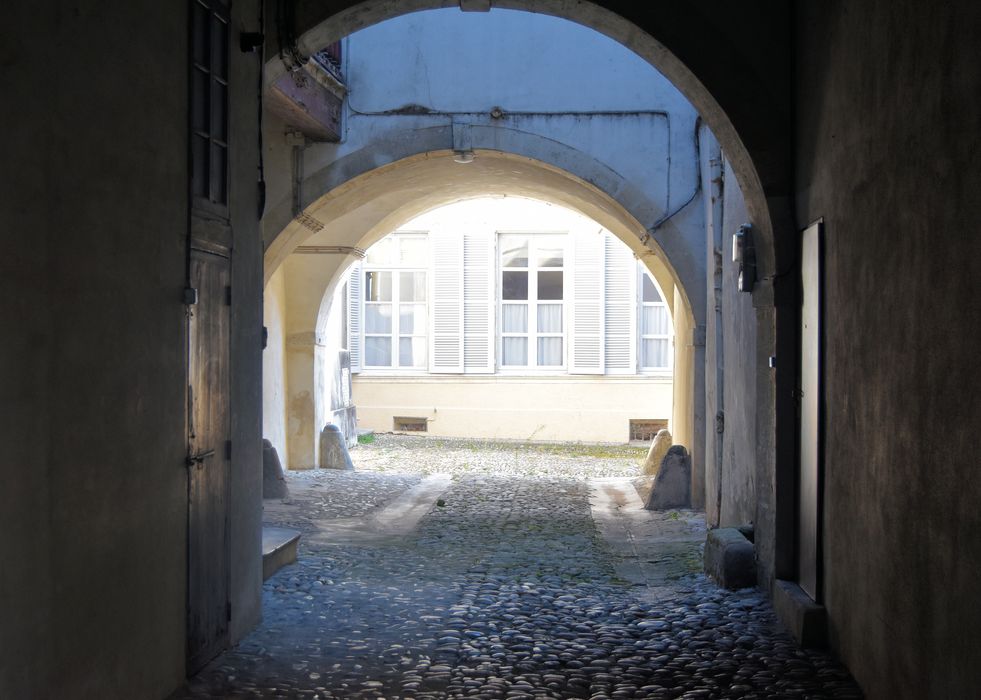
[{"left": 537, "top": 338, "right": 562, "bottom": 366}]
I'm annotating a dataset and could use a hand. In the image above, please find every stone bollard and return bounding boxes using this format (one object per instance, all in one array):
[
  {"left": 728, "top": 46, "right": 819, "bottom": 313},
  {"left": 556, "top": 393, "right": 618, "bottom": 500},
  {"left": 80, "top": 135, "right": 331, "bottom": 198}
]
[
  {"left": 644, "top": 445, "right": 691, "bottom": 509},
  {"left": 704, "top": 527, "right": 757, "bottom": 589},
  {"left": 262, "top": 439, "right": 289, "bottom": 499},
  {"left": 319, "top": 423, "right": 355, "bottom": 470},
  {"left": 642, "top": 428, "right": 673, "bottom": 476}
]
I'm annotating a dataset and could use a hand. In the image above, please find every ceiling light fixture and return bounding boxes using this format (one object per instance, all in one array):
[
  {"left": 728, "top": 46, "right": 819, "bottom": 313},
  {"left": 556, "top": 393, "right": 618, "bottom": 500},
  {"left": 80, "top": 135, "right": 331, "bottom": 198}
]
[{"left": 453, "top": 150, "right": 475, "bottom": 164}]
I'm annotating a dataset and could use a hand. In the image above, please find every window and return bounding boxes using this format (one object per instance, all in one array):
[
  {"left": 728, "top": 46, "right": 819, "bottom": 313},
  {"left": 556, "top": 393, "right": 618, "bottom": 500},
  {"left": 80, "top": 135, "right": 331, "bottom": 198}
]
[
  {"left": 362, "top": 234, "right": 428, "bottom": 369},
  {"left": 639, "top": 270, "right": 671, "bottom": 370},
  {"left": 190, "top": 0, "right": 229, "bottom": 211},
  {"left": 499, "top": 234, "right": 566, "bottom": 369}
]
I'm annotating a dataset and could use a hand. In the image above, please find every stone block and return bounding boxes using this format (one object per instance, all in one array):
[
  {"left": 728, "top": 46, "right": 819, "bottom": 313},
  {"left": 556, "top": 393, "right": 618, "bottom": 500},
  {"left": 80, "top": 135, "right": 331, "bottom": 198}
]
[
  {"left": 704, "top": 527, "right": 756, "bottom": 589},
  {"left": 773, "top": 579, "right": 828, "bottom": 648},
  {"left": 262, "top": 439, "right": 289, "bottom": 499},
  {"left": 319, "top": 423, "right": 355, "bottom": 470},
  {"left": 642, "top": 428, "right": 673, "bottom": 476},
  {"left": 644, "top": 445, "right": 691, "bottom": 509}
]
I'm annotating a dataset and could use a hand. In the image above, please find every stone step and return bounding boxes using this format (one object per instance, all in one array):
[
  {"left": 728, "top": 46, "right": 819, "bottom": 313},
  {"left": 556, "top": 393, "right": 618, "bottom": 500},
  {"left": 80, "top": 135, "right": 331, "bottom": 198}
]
[{"left": 262, "top": 526, "right": 301, "bottom": 581}]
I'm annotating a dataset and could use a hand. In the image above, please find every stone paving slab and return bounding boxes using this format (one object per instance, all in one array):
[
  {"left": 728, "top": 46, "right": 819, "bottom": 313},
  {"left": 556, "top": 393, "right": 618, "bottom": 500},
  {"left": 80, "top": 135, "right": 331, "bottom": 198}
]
[
  {"left": 307, "top": 474, "right": 453, "bottom": 545},
  {"left": 589, "top": 478, "right": 705, "bottom": 600}
]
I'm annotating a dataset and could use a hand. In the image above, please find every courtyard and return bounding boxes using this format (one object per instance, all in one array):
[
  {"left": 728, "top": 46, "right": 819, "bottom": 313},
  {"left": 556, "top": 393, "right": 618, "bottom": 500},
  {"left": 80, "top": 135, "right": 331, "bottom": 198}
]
[{"left": 178, "top": 436, "right": 861, "bottom": 699}]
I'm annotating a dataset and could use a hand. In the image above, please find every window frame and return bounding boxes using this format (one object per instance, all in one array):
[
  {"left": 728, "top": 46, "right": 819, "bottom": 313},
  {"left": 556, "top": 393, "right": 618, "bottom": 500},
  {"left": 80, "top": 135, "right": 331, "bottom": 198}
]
[
  {"left": 360, "top": 232, "right": 430, "bottom": 373},
  {"left": 496, "top": 231, "right": 569, "bottom": 374},
  {"left": 189, "top": 0, "right": 230, "bottom": 218}
]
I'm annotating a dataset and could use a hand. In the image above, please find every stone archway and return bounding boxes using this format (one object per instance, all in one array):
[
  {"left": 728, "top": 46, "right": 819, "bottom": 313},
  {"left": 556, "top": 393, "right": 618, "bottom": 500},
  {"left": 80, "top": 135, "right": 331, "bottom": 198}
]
[{"left": 265, "top": 150, "right": 703, "bottom": 489}]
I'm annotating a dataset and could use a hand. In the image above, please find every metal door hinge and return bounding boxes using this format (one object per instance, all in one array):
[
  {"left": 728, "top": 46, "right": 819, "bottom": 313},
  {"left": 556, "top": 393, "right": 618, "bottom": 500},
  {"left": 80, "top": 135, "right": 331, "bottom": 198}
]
[
  {"left": 716, "top": 410, "right": 725, "bottom": 434},
  {"left": 183, "top": 287, "right": 198, "bottom": 306},
  {"left": 225, "top": 286, "right": 232, "bottom": 306},
  {"left": 225, "top": 440, "right": 232, "bottom": 460}
]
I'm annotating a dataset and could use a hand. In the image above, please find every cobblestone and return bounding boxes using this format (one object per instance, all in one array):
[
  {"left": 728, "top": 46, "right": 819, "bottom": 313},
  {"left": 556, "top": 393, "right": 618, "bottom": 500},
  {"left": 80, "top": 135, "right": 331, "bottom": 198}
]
[{"left": 179, "top": 437, "right": 862, "bottom": 699}]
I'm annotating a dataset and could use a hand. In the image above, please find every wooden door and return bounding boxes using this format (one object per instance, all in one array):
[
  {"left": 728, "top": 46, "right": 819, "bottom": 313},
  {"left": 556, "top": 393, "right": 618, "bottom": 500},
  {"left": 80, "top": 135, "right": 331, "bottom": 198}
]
[
  {"left": 799, "top": 221, "right": 823, "bottom": 600},
  {"left": 186, "top": 248, "right": 231, "bottom": 673}
]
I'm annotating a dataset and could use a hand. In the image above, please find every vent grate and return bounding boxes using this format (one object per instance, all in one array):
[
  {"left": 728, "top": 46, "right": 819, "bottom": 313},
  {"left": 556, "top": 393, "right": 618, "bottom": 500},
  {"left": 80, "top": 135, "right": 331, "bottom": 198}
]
[
  {"left": 629, "top": 419, "right": 668, "bottom": 442},
  {"left": 394, "top": 416, "right": 428, "bottom": 432}
]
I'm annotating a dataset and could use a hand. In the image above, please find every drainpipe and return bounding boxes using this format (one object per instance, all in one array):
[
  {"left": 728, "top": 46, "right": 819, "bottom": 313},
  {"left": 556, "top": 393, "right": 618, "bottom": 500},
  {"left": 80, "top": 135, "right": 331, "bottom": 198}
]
[{"left": 706, "top": 137, "right": 725, "bottom": 527}]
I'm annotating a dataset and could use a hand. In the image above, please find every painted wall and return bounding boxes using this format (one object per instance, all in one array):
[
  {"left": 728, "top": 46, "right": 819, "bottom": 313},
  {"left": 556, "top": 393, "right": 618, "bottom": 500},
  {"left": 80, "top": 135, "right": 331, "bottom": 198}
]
[
  {"left": 354, "top": 376, "right": 671, "bottom": 443},
  {"left": 0, "top": 2, "right": 263, "bottom": 698},
  {"left": 796, "top": 1, "right": 981, "bottom": 697},
  {"left": 263, "top": 267, "right": 289, "bottom": 462}
]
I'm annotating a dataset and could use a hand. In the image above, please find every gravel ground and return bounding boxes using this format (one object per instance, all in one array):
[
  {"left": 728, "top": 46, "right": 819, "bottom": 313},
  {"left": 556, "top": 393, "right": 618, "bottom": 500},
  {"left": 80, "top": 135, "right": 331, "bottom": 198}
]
[{"left": 178, "top": 436, "right": 862, "bottom": 699}]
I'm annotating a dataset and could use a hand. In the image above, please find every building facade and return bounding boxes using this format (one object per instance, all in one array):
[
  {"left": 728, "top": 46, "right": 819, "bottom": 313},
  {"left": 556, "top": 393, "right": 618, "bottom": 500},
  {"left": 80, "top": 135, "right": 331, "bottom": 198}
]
[{"left": 337, "top": 198, "right": 673, "bottom": 442}]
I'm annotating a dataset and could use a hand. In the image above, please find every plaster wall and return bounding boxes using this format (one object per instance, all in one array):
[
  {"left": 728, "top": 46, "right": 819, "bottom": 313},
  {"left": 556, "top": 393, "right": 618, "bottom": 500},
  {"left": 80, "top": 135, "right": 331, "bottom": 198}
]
[
  {"left": 0, "top": 2, "right": 263, "bottom": 697},
  {"left": 718, "top": 159, "right": 756, "bottom": 528},
  {"left": 354, "top": 376, "right": 671, "bottom": 443},
  {"left": 263, "top": 267, "right": 290, "bottom": 463},
  {"left": 795, "top": 1, "right": 981, "bottom": 697}
]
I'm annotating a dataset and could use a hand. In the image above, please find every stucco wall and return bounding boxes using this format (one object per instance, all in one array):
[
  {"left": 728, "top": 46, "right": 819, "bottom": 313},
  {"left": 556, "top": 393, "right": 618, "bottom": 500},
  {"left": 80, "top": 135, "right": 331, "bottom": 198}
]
[
  {"left": 718, "top": 159, "right": 756, "bottom": 528},
  {"left": 796, "top": 1, "right": 981, "bottom": 697},
  {"left": 263, "top": 267, "right": 289, "bottom": 463},
  {"left": 354, "top": 376, "right": 671, "bottom": 443}
]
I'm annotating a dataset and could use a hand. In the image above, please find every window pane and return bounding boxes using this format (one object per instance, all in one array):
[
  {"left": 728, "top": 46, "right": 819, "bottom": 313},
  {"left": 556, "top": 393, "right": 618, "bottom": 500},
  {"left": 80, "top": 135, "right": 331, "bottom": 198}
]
[
  {"left": 642, "top": 306, "right": 669, "bottom": 336},
  {"left": 211, "top": 14, "right": 228, "bottom": 80},
  {"left": 502, "top": 271, "right": 529, "bottom": 300},
  {"left": 536, "top": 236, "right": 564, "bottom": 267},
  {"left": 502, "top": 337, "right": 528, "bottom": 366},
  {"left": 211, "top": 81, "right": 227, "bottom": 142},
  {"left": 192, "top": 68, "right": 209, "bottom": 133},
  {"left": 502, "top": 304, "right": 528, "bottom": 333},
  {"left": 537, "top": 304, "right": 562, "bottom": 333},
  {"left": 500, "top": 235, "right": 529, "bottom": 267},
  {"left": 365, "top": 304, "right": 392, "bottom": 333},
  {"left": 399, "top": 237, "right": 427, "bottom": 266},
  {"left": 399, "top": 304, "right": 425, "bottom": 334},
  {"left": 537, "top": 337, "right": 562, "bottom": 366},
  {"left": 399, "top": 337, "right": 426, "bottom": 367},
  {"left": 365, "top": 336, "right": 392, "bottom": 366},
  {"left": 366, "top": 237, "right": 394, "bottom": 265},
  {"left": 537, "top": 271, "right": 563, "bottom": 300},
  {"left": 643, "top": 339, "right": 670, "bottom": 368},
  {"left": 210, "top": 143, "right": 227, "bottom": 204},
  {"left": 399, "top": 271, "right": 427, "bottom": 301},
  {"left": 192, "top": 2, "right": 209, "bottom": 67},
  {"left": 191, "top": 134, "right": 209, "bottom": 198},
  {"left": 643, "top": 274, "right": 662, "bottom": 303},
  {"left": 365, "top": 271, "right": 392, "bottom": 301}
]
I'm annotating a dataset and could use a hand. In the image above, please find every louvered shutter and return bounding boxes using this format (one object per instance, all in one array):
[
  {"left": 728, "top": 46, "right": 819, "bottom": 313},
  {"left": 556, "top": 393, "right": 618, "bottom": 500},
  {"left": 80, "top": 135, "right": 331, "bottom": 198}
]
[
  {"left": 463, "top": 231, "right": 494, "bottom": 373},
  {"left": 569, "top": 228, "right": 605, "bottom": 374},
  {"left": 348, "top": 260, "right": 363, "bottom": 374},
  {"left": 429, "top": 230, "right": 464, "bottom": 373},
  {"left": 604, "top": 233, "right": 636, "bottom": 374}
]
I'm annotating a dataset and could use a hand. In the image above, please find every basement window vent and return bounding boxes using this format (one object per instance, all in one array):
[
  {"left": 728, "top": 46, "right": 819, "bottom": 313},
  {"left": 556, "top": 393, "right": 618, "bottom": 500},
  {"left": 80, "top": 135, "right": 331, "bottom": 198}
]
[
  {"left": 394, "top": 416, "right": 428, "bottom": 432},
  {"left": 630, "top": 419, "right": 668, "bottom": 442}
]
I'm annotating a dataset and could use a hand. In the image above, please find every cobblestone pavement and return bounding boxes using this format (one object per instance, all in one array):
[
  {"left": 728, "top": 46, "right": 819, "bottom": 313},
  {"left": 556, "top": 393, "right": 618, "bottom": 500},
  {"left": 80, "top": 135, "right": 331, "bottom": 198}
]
[{"left": 179, "top": 436, "right": 862, "bottom": 699}]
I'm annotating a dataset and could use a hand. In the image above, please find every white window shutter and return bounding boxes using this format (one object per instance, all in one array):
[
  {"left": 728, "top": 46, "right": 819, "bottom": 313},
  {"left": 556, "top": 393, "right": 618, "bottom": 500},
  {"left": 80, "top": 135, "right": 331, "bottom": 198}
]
[
  {"left": 569, "top": 229, "right": 605, "bottom": 374},
  {"left": 429, "top": 230, "right": 464, "bottom": 373},
  {"left": 463, "top": 231, "right": 494, "bottom": 373},
  {"left": 348, "top": 260, "right": 363, "bottom": 374},
  {"left": 604, "top": 233, "right": 636, "bottom": 374}
]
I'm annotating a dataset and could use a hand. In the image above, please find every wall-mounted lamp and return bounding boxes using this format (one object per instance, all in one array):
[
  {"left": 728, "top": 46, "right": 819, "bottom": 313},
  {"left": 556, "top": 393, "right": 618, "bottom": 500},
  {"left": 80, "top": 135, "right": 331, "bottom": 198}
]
[
  {"left": 453, "top": 150, "right": 475, "bottom": 164},
  {"left": 733, "top": 223, "right": 756, "bottom": 292}
]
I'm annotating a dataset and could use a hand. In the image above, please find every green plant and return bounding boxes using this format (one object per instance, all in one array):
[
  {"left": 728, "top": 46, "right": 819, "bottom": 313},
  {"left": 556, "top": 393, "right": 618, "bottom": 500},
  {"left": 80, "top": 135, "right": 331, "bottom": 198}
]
[{"left": 357, "top": 433, "right": 375, "bottom": 445}]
